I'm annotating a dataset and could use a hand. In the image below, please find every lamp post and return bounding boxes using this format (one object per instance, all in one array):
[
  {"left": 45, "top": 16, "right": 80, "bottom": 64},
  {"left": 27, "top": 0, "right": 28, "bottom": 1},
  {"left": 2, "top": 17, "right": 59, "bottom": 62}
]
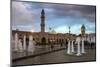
[{"left": 69, "top": 26, "right": 70, "bottom": 33}]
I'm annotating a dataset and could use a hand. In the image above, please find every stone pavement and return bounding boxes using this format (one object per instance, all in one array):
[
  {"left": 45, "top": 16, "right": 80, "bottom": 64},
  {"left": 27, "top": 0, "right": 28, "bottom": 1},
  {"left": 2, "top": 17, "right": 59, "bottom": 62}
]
[
  {"left": 13, "top": 48, "right": 96, "bottom": 66},
  {"left": 12, "top": 44, "right": 66, "bottom": 61}
]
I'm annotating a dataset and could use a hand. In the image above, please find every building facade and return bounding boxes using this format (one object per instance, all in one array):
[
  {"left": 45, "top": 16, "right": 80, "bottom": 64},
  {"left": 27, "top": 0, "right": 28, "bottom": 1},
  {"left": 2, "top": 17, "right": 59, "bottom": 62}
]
[{"left": 12, "top": 9, "right": 89, "bottom": 45}]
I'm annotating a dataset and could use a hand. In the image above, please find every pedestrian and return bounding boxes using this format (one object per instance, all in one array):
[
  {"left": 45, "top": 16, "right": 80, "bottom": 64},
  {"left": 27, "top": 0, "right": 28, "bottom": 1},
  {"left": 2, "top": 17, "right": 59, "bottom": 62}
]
[
  {"left": 33, "top": 39, "right": 36, "bottom": 52},
  {"left": 60, "top": 42, "right": 62, "bottom": 47},
  {"left": 66, "top": 40, "right": 68, "bottom": 49}
]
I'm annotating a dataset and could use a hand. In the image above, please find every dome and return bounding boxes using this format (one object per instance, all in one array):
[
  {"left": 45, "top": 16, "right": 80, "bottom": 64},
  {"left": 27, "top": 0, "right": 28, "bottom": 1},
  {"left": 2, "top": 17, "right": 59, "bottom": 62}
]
[{"left": 51, "top": 29, "right": 56, "bottom": 34}]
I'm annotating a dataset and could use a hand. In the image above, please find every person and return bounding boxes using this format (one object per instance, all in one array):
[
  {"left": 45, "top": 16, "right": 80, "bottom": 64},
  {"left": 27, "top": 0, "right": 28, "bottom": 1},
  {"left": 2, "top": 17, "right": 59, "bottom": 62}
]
[
  {"left": 26, "top": 38, "right": 29, "bottom": 52},
  {"left": 33, "top": 39, "right": 36, "bottom": 52},
  {"left": 60, "top": 41, "right": 63, "bottom": 47},
  {"left": 65, "top": 40, "right": 68, "bottom": 49}
]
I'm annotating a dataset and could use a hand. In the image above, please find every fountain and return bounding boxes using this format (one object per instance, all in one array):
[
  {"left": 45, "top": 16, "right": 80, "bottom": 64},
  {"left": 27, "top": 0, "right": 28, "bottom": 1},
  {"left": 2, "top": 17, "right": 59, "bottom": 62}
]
[
  {"left": 81, "top": 38, "right": 85, "bottom": 53},
  {"left": 28, "top": 35, "right": 34, "bottom": 53},
  {"left": 71, "top": 40, "right": 74, "bottom": 53},
  {"left": 76, "top": 36, "right": 82, "bottom": 56},
  {"left": 67, "top": 40, "right": 72, "bottom": 54},
  {"left": 18, "top": 39, "right": 23, "bottom": 52}
]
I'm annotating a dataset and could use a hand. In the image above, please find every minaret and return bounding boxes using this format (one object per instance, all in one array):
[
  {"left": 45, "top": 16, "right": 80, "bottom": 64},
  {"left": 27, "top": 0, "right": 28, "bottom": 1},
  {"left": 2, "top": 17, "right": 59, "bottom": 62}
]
[{"left": 41, "top": 9, "right": 45, "bottom": 33}]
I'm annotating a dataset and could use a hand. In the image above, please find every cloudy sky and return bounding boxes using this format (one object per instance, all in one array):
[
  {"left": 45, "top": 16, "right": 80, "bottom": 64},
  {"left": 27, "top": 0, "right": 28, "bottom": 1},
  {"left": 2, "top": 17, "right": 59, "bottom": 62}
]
[{"left": 11, "top": 1, "right": 96, "bottom": 35}]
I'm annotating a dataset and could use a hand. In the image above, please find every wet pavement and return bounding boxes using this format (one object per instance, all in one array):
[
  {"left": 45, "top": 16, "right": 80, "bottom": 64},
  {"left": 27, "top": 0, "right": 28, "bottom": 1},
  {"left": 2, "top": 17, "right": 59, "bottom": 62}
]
[
  {"left": 13, "top": 48, "right": 96, "bottom": 66},
  {"left": 12, "top": 44, "right": 65, "bottom": 60}
]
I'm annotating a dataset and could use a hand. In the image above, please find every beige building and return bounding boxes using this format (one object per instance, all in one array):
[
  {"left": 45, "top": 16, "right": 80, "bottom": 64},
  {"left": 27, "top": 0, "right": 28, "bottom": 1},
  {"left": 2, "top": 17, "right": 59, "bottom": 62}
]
[{"left": 12, "top": 9, "right": 84, "bottom": 45}]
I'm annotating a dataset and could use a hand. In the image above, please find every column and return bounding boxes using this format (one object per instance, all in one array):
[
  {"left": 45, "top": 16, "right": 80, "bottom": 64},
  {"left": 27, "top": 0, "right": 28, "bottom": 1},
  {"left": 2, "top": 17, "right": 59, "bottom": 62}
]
[
  {"left": 14, "top": 33, "right": 18, "bottom": 51},
  {"left": 23, "top": 35, "right": 26, "bottom": 51},
  {"left": 11, "top": 35, "right": 14, "bottom": 51}
]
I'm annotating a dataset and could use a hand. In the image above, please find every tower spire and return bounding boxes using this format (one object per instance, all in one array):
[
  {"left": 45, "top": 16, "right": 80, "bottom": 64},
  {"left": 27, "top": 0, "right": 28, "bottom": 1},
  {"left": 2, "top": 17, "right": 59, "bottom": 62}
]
[
  {"left": 41, "top": 9, "right": 45, "bottom": 15},
  {"left": 41, "top": 9, "right": 45, "bottom": 33}
]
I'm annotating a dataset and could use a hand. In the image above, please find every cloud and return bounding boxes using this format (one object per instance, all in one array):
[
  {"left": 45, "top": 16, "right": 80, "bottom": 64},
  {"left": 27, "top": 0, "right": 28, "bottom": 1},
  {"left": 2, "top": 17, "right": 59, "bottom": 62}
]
[
  {"left": 50, "top": 4, "right": 96, "bottom": 22},
  {"left": 32, "top": 2, "right": 96, "bottom": 22},
  {"left": 12, "top": 1, "right": 34, "bottom": 26},
  {"left": 11, "top": 1, "right": 96, "bottom": 34}
]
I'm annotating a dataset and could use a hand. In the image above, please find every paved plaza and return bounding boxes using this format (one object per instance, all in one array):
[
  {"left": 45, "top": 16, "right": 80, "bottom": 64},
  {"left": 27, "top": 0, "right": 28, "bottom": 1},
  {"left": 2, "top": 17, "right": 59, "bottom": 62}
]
[
  {"left": 12, "top": 44, "right": 65, "bottom": 60},
  {"left": 12, "top": 46, "right": 96, "bottom": 66}
]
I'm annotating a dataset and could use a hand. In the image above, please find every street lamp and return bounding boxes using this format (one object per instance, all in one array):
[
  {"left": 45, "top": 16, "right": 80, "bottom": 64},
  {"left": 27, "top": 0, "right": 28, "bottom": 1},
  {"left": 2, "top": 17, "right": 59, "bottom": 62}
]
[
  {"left": 69, "top": 26, "right": 70, "bottom": 34},
  {"left": 68, "top": 26, "right": 71, "bottom": 39}
]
